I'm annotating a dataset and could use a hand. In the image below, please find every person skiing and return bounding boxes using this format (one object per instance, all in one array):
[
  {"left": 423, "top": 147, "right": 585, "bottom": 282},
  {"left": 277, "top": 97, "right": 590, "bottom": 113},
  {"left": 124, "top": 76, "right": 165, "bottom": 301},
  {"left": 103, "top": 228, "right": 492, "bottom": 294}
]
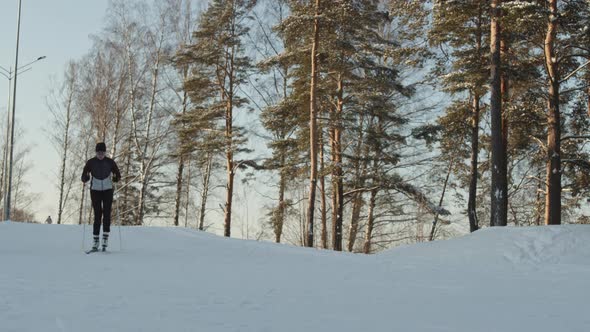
[{"left": 81, "top": 142, "right": 121, "bottom": 251}]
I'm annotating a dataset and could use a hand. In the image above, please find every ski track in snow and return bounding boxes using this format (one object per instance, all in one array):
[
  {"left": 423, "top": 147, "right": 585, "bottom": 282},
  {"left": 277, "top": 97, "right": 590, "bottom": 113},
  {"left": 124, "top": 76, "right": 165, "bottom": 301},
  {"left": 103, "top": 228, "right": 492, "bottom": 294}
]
[{"left": 1, "top": 222, "right": 590, "bottom": 332}]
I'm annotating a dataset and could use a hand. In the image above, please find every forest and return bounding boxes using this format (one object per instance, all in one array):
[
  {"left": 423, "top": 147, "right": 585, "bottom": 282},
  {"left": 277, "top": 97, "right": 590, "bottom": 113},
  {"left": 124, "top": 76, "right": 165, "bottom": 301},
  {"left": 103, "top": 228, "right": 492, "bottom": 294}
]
[{"left": 5, "top": 0, "right": 588, "bottom": 253}]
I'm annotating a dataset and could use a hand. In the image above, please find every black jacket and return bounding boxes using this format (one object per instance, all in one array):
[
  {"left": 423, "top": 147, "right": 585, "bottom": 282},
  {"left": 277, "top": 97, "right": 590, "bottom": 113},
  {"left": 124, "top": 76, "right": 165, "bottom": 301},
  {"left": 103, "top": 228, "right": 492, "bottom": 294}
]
[{"left": 81, "top": 157, "right": 121, "bottom": 183}]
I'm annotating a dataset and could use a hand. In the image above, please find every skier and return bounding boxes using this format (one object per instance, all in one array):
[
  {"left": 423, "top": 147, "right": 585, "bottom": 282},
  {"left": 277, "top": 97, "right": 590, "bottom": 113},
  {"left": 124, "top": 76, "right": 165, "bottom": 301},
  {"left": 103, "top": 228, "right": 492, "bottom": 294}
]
[{"left": 81, "top": 142, "right": 121, "bottom": 252}]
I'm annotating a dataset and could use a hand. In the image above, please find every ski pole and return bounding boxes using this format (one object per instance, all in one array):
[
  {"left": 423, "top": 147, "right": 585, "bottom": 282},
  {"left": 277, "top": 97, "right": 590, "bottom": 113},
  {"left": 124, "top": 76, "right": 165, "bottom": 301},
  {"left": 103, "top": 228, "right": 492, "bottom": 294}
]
[
  {"left": 115, "top": 183, "right": 123, "bottom": 251},
  {"left": 82, "top": 182, "right": 87, "bottom": 251}
]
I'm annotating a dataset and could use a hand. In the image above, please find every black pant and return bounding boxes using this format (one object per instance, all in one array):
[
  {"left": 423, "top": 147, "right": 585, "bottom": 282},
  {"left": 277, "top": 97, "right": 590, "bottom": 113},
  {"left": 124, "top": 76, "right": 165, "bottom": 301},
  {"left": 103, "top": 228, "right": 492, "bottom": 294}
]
[{"left": 91, "top": 189, "right": 113, "bottom": 236}]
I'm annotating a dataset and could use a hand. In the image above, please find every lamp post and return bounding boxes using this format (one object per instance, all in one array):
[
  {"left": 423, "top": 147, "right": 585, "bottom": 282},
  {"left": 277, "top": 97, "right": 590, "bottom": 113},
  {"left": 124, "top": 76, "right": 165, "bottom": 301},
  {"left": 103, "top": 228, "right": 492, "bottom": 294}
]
[
  {"left": 0, "top": 0, "right": 46, "bottom": 221},
  {"left": 4, "top": 0, "right": 24, "bottom": 222},
  {"left": 0, "top": 57, "right": 46, "bottom": 222}
]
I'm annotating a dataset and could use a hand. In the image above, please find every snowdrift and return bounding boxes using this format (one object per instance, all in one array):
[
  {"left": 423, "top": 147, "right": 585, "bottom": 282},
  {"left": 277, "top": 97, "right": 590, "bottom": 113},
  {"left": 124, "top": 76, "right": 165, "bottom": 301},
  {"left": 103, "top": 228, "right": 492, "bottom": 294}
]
[{"left": 1, "top": 222, "right": 589, "bottom": 332}]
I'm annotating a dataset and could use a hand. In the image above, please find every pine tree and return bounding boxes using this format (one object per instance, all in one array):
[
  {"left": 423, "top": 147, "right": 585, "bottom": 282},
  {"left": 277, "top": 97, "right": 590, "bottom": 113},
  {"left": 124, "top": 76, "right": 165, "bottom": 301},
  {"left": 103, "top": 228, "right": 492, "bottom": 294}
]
[
  {"left": 508, "top": 0, "right": 590, "bottom": 224},
  {"left": 176, "top": 0, "right": 256, "bottom": 237},
  {"left": 431, "top": 0, "right": 489, "bottom": 232}
]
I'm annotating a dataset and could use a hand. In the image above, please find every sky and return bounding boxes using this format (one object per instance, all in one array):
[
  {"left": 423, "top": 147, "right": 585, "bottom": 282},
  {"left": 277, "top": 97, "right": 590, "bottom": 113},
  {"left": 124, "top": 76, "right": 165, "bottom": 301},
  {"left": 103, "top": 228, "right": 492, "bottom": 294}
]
[{"left": 0, "top": 0, "right": 110, "bottom": 221}]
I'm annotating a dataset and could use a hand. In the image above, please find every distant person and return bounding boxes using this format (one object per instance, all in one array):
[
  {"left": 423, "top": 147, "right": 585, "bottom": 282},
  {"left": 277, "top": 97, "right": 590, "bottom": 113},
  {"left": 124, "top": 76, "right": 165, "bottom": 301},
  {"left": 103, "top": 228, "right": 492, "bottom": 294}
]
[
  {"left": 45, "top": 216, "right": 52, "bottom": 224},
  {"left": 81, "top": 142, "right": 121, "bottom": 252}
]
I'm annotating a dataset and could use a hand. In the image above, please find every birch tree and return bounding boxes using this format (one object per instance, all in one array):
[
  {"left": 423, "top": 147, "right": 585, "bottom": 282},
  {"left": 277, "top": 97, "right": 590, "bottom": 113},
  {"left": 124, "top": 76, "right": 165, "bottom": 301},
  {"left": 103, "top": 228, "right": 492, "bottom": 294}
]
[{"left": 47, "top": 63, "right": 78, "bottom": 225}]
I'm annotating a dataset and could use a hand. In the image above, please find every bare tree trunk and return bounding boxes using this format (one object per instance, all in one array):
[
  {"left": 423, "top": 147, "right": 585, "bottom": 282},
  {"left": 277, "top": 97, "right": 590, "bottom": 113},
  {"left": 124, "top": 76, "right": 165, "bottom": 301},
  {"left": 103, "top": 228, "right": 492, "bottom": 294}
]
[
  {"left": 347, "top": 114, "right": 367, "bottom": 251},
  {"left": 363, "top": 187, "right": 378, "bottom": 254},
  {"left": 467, "top": 10, "right": 484, "bottom": 233},
  {"left": 534, "top": 173, "right": 544, "bottom": 226},
  {"left": 223, "top": 51, "right": 236, "bottom": 237},
  {"left": 274, "top": 153, "right": 287, "bottom": 243},
  {"left": 544, "top": 0, "right": 561, "bottom": 225},
  {"left": 174, "top": 156, "right": 185, "bottom": 227},
  {"left": 320, "top": 128, "right": 328, "bottom": 249},
  {"left": 347, "top": 192, "right": 364, "bottom": 251},
  {"left": 275, "top": 165, "right": 287, "bottom": 243},
  {"left": 490, "top": 0, "right": 507, "bottom": 227},
  {"left": 136, "top": 41, "right": 162, "bottom": 226},
  {"left": 110, "top": 70, "right": 126, "bottom": 160},
  {"left": 306, "top": 0, "right": 321, "bottom": 247},
  {"left": 224, "top": 141, "right": 235, "bottom": 236},
  {"left": 78, "top": 138, "right": 91, "bottom": 225},
  {"left": 123, "top": 30, "right": 139, "bottom": 226},
  {"left": 501, "top": 39, "right": 510, "bottom": 154},
  {"left": 416, "top": 206, "right": 425, "bottom": 242},
  {"left": 199, "top": 153, "right": 212, "bottom": 231},
  {"left": 122, "top": 134, "right": 133, "bottom": 225},
  {"left": 57, "top": 66, "right": 76, "bottom": 225},
  {"left": 501, "top": 35, "right": 511, "bottom": 224},
  {"left": 468, "top": 93, "right": 480, "bottom": 232},
  {"left": 174, "top": 74, "right": 190, "bottom": 226},
  {"left": 332, "top": 75, "right": 344, "bottom": 251},
  {"left": 429, "top": 158, "right": 454, "bottom": 241},
  {"left": 136, "top": 58, "right": 160, "bottom": 225},
  {"left": 184, "top": 157, "right": 192, "bottom": 228},
  {"left": 363, "top": 117, "right": 382, "bottom": 254}
]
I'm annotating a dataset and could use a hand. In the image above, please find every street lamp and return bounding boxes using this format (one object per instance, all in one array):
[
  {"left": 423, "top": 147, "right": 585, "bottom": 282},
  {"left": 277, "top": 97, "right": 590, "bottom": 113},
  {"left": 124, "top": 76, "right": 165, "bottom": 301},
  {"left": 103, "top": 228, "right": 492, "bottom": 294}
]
[
  {"left": 0, "top": 56, "right": 46, "bottom": 221},
  {"left": 0, "top": 0, "right": 47, "bottom": 222}
]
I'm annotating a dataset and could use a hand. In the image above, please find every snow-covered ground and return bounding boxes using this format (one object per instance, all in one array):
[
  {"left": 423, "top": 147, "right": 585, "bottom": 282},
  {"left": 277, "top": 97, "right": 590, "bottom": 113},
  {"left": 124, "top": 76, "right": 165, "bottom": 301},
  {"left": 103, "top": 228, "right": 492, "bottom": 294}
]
[{"left": 1, "top": 221, "right": 589, "bottom": 332}]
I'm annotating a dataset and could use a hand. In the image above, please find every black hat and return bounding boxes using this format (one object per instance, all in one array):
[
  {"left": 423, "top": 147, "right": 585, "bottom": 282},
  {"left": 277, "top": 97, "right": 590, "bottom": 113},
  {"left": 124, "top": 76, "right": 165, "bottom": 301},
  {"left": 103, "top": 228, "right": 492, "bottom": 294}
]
[{"left": 96, "top": 142, "right": 107, "bottom": 152}]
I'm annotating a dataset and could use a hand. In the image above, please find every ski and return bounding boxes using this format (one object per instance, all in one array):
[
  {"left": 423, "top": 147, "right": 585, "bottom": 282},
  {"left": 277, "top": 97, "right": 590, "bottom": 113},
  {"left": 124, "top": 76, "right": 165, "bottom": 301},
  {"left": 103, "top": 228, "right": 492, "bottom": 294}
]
[{"left": 85, "top": 248, "right": 109, "bottom": 254}]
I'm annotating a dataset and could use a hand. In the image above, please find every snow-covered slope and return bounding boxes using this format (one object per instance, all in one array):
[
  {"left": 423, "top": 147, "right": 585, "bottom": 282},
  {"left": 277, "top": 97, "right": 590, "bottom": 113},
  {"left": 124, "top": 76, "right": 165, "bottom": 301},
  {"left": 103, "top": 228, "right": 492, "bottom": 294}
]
[{"left": 1, "top": 222, "right": 589, "bottom": 332}]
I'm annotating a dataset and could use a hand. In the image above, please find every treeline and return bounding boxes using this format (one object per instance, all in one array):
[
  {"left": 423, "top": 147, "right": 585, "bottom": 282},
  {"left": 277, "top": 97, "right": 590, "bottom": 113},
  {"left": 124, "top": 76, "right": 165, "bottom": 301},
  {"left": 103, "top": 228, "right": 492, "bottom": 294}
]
[{"left": 49, "top": 0, "right": 590, "bottom": 252}]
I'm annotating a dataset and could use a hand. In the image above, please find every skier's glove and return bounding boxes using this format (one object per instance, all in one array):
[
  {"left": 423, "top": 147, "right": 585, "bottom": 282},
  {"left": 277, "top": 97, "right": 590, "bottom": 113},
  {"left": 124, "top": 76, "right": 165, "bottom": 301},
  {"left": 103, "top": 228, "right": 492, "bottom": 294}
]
[
  {"left": 81, "top": 174, "right": 90, "bottom": 183},
  {"left": 112, "top": 175, "right": 120, "bottom": 183}
]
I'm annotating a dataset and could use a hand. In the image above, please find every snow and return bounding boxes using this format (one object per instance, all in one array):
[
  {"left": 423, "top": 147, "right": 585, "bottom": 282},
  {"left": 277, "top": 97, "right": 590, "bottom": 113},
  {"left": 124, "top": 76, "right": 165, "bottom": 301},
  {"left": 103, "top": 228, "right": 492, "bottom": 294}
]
[{"left": 2, "top": 222, "right": 590, "bottom": 332}]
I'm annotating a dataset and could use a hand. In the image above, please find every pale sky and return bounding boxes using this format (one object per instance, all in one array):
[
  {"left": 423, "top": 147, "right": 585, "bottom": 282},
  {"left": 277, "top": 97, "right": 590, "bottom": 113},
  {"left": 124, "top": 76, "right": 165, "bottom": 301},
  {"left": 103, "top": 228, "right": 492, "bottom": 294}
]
[{"left": 0, "top": 0, "right": 110, "bottom": 221}]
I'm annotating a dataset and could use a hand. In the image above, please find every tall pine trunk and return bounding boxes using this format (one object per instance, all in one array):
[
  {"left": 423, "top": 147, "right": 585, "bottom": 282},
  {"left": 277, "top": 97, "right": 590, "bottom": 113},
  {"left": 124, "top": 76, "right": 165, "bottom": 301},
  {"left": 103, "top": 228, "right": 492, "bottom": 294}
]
[
  {"left": 223, "top": 38, "right": 236, "bottom": 237},
  {"left": 274, "top": 161, "right": 287, "bottom": 243},
  {"left": 489, "top": 0, "right": 508, "bottom": 227},
  {"left": 331, "top": 75, "right": 344, "bottom": 251},
  {"left": 174, "top": 87, "right": 190, "bottom": 227},
  {"left": 363, "top": 187, "right": 378, "bottom": 254},
  {"left": 468, "top": 9, "right": 484, "bottom": 232},
  {"left": 363, "top": 117, "right": 382, "bottom": 254},
  {"left": 174, "top": 156, "right": 185, "bottom": 227},
  {"left": 320, "top": 128, "right": 328, "bottom": 249},
  {"left": 223, "top": 98, "right": 234, "bottom": 237},
  {"left": 544, "top": 0, "right": 561, "bottom": 225},
  {"left": 347, "top": 113, "right": 367, "bottom": 252},
  {"left": 306, "top": 0, "right": 321, "bottom": 247},
  {"left": 468, "top": 93, "right": 480, "bottom": 232},
  {"left": 184, "top": 157, "right": 192, "bottom": 228},
  {"left": 199, "top": 153, "right": 212, "bottom": 231}
]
